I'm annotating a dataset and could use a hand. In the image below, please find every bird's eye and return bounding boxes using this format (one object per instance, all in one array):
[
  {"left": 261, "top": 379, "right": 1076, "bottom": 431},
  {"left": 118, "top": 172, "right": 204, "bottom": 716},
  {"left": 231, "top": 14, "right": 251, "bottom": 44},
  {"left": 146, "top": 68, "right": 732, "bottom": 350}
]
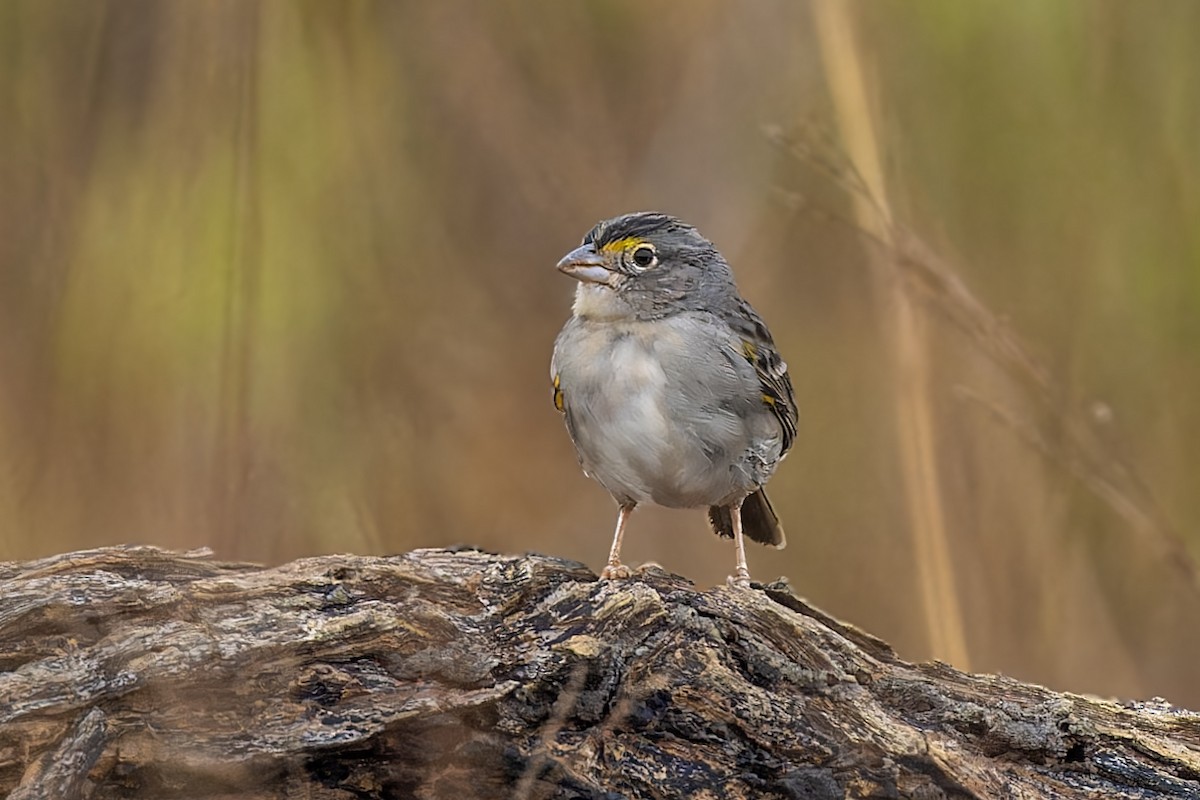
[{"left": 630, "top": 245, "right": 657, "bottom": 270}]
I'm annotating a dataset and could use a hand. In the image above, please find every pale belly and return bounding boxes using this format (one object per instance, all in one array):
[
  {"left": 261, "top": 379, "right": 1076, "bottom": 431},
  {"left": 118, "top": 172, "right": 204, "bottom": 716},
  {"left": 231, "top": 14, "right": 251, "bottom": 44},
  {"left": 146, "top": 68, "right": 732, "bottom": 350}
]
[{"left": 555, "top": 317, "right": 778, "bottom": 508}]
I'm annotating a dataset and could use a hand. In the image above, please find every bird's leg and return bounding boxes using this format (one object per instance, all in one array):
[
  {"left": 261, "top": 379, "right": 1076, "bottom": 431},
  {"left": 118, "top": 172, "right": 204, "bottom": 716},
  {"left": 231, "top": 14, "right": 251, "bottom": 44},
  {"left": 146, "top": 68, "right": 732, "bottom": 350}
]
[
  {"left": 727, "top": 498, "right": 752, "bottom": 589},
  {"left": 600, "top": 503, "right": 635, "bottom": 580}
]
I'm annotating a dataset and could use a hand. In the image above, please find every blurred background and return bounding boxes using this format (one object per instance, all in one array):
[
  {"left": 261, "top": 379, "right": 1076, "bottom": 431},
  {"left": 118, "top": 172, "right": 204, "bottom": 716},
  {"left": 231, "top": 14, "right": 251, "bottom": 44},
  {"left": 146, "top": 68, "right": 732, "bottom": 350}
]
[{"left": 2, "top": 1, "right": 1198, "bottom": 707}]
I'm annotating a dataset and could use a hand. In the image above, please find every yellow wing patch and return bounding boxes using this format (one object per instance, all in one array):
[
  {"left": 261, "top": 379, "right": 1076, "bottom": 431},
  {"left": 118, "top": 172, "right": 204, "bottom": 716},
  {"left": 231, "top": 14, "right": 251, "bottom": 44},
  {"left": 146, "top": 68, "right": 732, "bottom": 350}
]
[{"left": 741, "top": 337, "right": 796, "bottom": 448}]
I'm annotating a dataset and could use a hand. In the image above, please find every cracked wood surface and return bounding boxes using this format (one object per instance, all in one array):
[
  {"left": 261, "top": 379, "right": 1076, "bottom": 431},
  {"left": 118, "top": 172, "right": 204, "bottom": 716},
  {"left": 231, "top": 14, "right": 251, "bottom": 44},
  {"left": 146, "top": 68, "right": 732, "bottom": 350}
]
[{"left": 0, "top": 545, "right": 1197, "bottom": 799}]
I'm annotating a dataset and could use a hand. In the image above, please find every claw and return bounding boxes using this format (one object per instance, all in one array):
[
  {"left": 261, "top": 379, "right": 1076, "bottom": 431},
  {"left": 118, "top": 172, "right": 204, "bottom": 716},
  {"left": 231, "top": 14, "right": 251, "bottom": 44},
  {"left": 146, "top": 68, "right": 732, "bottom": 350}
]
[
  {"left": 600, "top": 563, "right": 634, "bottom": 580},
  {"left": 726, "top": 573, "right": 752, "bottom": 590}
]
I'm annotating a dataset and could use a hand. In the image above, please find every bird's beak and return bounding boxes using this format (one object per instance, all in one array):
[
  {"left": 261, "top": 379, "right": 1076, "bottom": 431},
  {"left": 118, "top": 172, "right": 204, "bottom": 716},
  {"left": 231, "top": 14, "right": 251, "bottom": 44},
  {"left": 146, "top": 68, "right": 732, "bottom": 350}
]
[{"left": 556, "top": 244, "right": 614, "bottom": 285}]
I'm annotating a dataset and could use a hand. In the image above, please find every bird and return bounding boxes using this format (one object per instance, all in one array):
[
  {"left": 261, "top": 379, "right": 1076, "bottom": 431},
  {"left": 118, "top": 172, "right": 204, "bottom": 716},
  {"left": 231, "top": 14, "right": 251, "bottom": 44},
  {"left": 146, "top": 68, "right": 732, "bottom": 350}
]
[{"left": 550, "top": 211, "right": 797, "bottom": 587}]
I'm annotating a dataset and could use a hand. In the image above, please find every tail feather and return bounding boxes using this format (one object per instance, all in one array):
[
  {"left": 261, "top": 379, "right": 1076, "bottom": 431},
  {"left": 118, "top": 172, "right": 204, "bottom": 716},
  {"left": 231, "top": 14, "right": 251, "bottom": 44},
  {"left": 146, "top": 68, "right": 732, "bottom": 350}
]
[{"left": 706, "top": 489, "right": 786, "bottom": 549}]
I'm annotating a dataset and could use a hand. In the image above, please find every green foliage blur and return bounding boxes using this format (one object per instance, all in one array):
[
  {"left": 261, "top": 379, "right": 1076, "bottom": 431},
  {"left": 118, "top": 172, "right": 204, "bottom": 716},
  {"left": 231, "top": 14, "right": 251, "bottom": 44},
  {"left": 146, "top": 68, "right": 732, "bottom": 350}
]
[{"left": 1, "top": 2, "right": 1197, "bottom": 706}]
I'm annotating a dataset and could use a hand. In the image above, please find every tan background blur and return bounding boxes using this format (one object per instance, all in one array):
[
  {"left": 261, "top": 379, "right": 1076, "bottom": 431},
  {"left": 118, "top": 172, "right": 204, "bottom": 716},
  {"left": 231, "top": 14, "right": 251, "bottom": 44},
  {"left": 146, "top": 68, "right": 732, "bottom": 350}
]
[{"left": 2, "top": 2, "right": 1198, "bottom": 707}]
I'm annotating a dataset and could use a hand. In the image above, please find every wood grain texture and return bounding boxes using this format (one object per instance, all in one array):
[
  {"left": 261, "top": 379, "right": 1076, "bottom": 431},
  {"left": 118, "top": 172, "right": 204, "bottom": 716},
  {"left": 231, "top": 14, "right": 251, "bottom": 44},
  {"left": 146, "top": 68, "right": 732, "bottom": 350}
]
[{"left": 1, "top": 546, "right": 1197, "bottom": 799}]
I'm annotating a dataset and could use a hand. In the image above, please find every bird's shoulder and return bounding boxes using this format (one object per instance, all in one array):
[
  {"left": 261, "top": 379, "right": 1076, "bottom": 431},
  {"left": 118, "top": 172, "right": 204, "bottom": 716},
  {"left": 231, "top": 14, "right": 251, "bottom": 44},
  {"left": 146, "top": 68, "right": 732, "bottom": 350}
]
[{"left": 713, "top": 298, "right": 799, "bottom": 453}]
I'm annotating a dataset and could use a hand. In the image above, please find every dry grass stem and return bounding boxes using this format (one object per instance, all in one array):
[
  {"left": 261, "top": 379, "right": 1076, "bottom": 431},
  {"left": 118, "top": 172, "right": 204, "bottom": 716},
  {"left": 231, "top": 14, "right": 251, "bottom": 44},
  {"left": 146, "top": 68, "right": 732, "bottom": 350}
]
[{"left": 813, "top": 0, "right": 971, "bottom": 669}]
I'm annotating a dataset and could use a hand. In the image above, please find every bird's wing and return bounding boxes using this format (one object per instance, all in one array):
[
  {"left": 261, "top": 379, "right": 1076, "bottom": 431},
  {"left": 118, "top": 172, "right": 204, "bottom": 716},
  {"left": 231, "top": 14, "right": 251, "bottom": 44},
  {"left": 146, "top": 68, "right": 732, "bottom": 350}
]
[{"left": 723, "top": 299, "right": 798, "bottom": 454}]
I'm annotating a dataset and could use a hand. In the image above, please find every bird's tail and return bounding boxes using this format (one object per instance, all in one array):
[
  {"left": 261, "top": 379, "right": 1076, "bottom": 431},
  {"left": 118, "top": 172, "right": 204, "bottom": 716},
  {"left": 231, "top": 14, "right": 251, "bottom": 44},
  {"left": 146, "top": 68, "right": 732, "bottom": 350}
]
[{"left": 707, "top": 489, "right": 786, "bottom": 549}]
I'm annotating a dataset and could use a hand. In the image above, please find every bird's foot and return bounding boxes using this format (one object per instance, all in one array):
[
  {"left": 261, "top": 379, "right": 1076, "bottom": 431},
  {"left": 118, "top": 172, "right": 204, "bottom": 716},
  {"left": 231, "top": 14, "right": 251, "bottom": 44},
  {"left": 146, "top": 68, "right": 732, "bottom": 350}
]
[
  {"left": 600, "top": 562, "right": 633, "bottom": 580},
  {"left": 726, "top": 571, "right": 752, "bottom": 590}
]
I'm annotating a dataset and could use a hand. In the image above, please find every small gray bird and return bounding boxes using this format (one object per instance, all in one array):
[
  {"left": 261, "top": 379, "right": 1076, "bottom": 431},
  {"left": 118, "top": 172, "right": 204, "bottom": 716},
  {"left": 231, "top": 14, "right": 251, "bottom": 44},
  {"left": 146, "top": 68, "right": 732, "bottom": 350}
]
[{"left": 551, "top": 212, "right": 797, "bottom": 587}]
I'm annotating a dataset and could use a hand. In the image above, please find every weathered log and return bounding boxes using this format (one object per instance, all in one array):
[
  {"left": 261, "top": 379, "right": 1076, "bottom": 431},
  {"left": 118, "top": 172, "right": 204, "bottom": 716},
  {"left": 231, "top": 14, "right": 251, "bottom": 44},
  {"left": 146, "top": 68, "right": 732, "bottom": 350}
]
[{"left": 0, "top": 546, "right": 1197, "bottom": 799}]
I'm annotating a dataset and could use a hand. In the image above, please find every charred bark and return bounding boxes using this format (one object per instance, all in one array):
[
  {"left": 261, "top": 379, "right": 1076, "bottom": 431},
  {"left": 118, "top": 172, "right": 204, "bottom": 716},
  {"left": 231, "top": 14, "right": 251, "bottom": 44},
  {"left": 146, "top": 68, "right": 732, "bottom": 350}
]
[{"left": 1, "top": 546, "right": 1197, "bottom": 799}]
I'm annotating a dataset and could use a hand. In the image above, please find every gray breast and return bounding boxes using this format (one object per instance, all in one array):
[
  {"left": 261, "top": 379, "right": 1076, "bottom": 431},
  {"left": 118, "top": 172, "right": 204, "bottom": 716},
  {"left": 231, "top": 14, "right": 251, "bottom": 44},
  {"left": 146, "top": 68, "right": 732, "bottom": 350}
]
[{"left": 552, "top": 313, "right": 782, "bottom": 509}]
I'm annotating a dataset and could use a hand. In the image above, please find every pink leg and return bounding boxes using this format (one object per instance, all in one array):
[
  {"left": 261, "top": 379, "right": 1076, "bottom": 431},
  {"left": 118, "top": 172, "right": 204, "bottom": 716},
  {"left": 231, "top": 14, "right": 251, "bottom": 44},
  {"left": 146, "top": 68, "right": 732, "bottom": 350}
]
[
  {"left": 728, "top": 499, "right": 752, "bottom": 589},
  {"left": 600, "top": 504, "right": 635, "bottom": 580}
]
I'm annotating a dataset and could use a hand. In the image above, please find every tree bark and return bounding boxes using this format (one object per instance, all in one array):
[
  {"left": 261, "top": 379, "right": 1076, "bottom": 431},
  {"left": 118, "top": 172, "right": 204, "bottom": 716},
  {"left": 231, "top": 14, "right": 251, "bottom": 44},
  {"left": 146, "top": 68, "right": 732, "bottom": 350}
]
[{"left": 1, "top": 546, "right": 1197, "bottom": 799}]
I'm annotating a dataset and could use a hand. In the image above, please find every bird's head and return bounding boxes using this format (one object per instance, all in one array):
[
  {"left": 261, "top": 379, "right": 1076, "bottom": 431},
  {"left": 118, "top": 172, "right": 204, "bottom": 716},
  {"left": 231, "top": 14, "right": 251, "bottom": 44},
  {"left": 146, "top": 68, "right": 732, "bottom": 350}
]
[{"left": 557, "top": 212, "right": 736, "bottom": 321}]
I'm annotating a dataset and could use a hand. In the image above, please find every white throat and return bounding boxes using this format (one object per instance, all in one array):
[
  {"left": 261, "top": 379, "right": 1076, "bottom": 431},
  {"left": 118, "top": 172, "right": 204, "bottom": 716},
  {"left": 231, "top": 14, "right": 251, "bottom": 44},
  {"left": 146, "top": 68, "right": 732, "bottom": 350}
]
[{"left": 572, "top": 282, "right": 632, "bottom": 321}]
